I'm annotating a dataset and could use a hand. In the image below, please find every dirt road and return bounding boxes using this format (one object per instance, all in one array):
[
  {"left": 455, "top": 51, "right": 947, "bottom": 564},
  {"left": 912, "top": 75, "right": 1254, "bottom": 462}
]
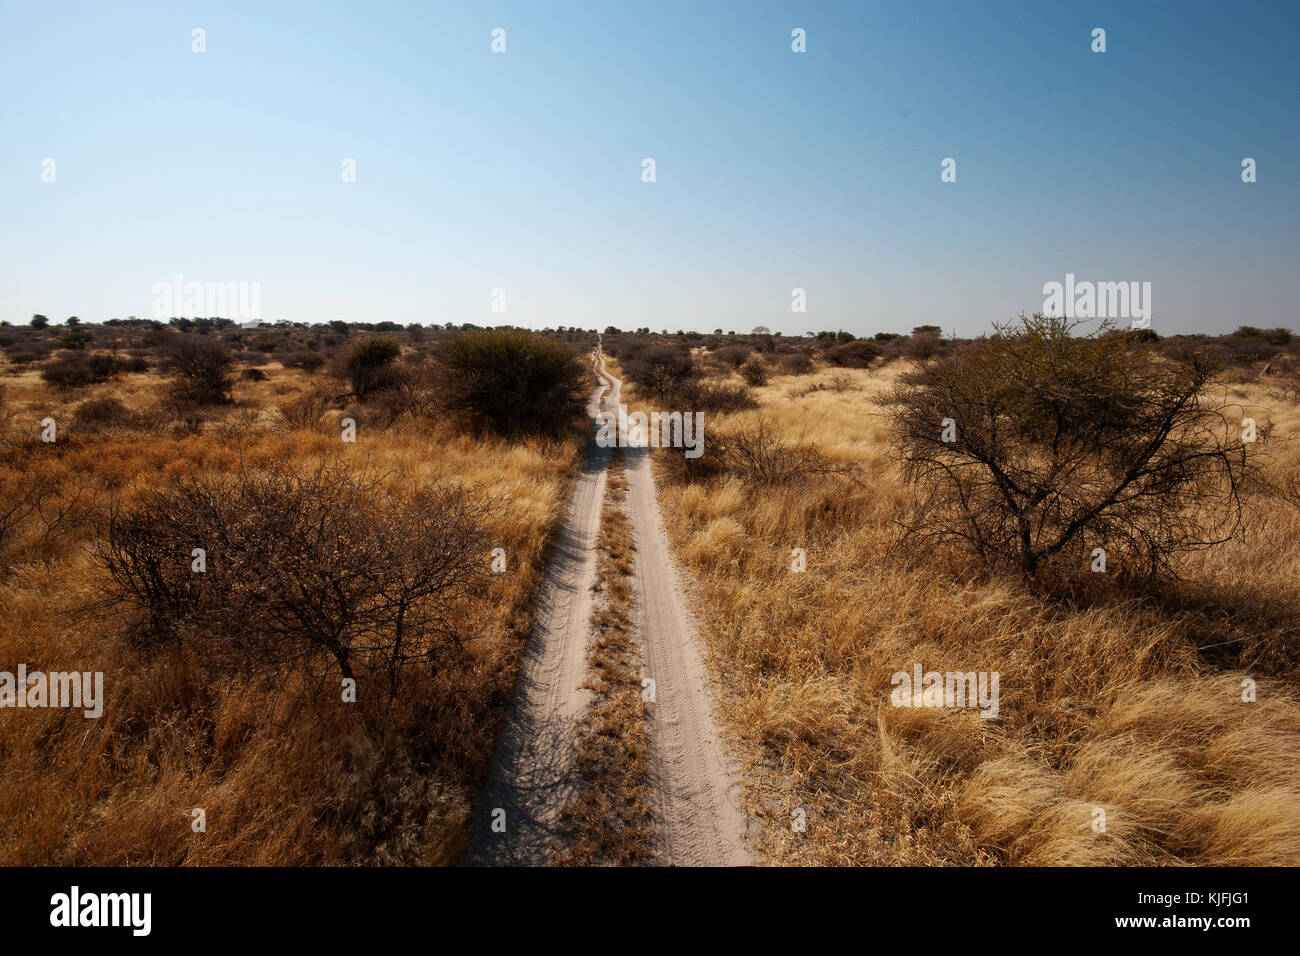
[
  {"left": 465, "top": 345, "right": 750, "bottom": 866},
  {"left": 610, "top": 363, "right": 753, "bottom": 866}
]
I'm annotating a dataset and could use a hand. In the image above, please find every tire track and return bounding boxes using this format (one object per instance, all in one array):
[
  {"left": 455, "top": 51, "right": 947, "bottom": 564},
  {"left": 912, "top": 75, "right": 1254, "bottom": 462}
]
[
  {"left": 466, "top": 342, "right": 751, "bottom": 866},
  {"left": 603, "top": 355, "right": 753, "bottom": 866},
  {"left": 463, "top": 353, "right": 612, "bottom": 865}
]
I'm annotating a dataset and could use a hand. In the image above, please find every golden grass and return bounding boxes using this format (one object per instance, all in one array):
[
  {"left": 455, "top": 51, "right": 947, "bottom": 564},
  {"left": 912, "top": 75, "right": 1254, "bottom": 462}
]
[
  {"left": 0, "top": 359, "right": 581, "bottom": 865},
  {"left": 643, "top": 362, "right": 1300, "bottom": 866}
]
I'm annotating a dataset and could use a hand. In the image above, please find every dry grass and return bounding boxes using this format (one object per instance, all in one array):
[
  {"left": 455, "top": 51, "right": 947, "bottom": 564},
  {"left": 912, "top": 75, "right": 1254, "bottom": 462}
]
[
  {"left": 554, "top": 455, "right": 656, "bottom": 864},
  {"left": 640, "top": 361, "right": 1300, "bottom": 866},
  {"left": 0, "top": 359, "right": 581, "bottom": 864}
]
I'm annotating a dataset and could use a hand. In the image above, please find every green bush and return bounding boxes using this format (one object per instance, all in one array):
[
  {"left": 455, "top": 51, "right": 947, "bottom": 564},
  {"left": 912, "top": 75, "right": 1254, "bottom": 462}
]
[
  {"left": 346, "top": 336, "right": 402, "bottom": 397},
  {"left": 437, "top": 329, "right": 587, "bottom": 436},
  {"left": 57, "top": 329, "right": 94, "bottom": 350}
]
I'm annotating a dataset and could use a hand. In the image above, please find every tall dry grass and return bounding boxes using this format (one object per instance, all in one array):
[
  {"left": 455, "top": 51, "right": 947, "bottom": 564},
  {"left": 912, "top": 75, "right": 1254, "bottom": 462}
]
[
  {"left": 0, "top": 360, "right": 581, "bottom": 864},
  {"left": 643, "top": 361, "right": 1300, "bottom": 865}
]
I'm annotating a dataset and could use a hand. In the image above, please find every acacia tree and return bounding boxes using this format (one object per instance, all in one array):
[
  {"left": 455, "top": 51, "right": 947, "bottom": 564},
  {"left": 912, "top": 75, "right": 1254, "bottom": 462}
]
[
  {"left": 887, "top": 314, "right": 1262, "bottom": 581},
  {"left": 623, "top": 344, "right": 694, "bottom": 399},
  {"left": 166, "top": 335, "right": 234, "bottom": 404}
]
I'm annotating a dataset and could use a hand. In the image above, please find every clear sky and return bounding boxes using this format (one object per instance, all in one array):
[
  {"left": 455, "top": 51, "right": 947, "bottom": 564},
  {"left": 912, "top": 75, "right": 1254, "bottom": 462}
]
[{"left": 2, "top": 0, "right": 1296, "bottom": 337}]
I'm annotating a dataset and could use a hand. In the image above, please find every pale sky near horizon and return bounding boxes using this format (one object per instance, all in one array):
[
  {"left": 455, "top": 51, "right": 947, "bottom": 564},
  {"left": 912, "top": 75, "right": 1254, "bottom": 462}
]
[{"left": 2, "top": 0, "right": 1297, "bottom": 337}]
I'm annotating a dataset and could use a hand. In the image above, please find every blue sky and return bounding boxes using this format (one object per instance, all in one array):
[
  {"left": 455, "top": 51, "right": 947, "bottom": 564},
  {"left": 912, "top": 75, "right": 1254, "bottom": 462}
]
[{"left": 1, "top": 0, "right": 1296, "bottom": 337}]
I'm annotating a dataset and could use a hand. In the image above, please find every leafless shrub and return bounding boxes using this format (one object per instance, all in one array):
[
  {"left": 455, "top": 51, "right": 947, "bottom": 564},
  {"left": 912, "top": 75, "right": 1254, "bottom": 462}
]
[
  {"left": 277, "top": 386, "right": 334, "bottom": 430},
  {"left": 0, "top": 473, "right": 40, "bottom": 564},
  {"left": 4, "top": 342, "right": 52, "bottom": 367},
  {"left": 289, "top": 351, "right": 326, "bottom": 373},
  {"left": 368, "top": 363, "right": 439, "bottom": 427},
  {"left": 164, "top": 402, "right": 207, "bottom": 436},
  {"left": 1264, "top": 360, "right": 1300, "bottom": 403},
  {"left": 0, "top": 468, "right": 91, "bottom": 568},
  {"left": 95, "top": 463, "right": 491, "bottom": 720},
  {"left": 214, "top": 406, "right": 266, "bottom": 440}
]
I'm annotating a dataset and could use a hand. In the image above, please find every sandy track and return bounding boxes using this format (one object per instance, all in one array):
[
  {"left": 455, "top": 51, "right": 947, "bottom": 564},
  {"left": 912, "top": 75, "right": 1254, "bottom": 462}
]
[
  {"left": 466, "top": 344, "right": 750, "bottom": 866},
  {"left": 463, "top": 355, "right": 612, "bottom": 866},
  {"left": 603, "top": 360, "right": 753, "bottom": 866}
]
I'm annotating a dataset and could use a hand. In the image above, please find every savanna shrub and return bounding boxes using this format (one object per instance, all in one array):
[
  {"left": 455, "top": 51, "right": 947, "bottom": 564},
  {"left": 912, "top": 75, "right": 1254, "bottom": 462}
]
[
  {"left": 904, "top": 331, "right": 943, "bottom": 360},
  {"left": 779, "top": 352, "right": 814, "bottom": 375},
  {"left": 5, "top": 343, "right": 52, "bottom": 366},
  {"left": 73, "top": 396, "right": 136, "bottom": 432},
  {"left": 887, "top": 314, "right": 1262, "bottom": 581},
  {"left": 278, "top": 387, "right": 332, "bottom": 429},
  {"left": 41, "top": 352, "right": 113, "bottom": 389},
  {"left": 291, "top": 351, "right": 326, "bottom": 374},
  {"left": 623, "top": 345, "right": 695, "bottom": 399},
  {"left": 830, "top": 340, "right": 881, "bottom": 368},
  {"left": 739, "top": 358, "right": 769, "bottom": 386},
  {"left": 96, "top": 463, "right": 489, "bottom": 709},
  {"left": 436, "top": 329, "right": 588, "bottom": 436},
  {"left": 713, "top": 345, "right": 751, "bottom": 368},
  {"left": 57, "top": 329, "right": 94, "bottom": 350},
  {"left": 346, "top": 336, "right": 402, "bottom": 397},
  {"left": 673, "top": 380, "right": 758, "bottom": 414},
  {"left": 165, "top": 336, "right": 234, "bottom": 404}
]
